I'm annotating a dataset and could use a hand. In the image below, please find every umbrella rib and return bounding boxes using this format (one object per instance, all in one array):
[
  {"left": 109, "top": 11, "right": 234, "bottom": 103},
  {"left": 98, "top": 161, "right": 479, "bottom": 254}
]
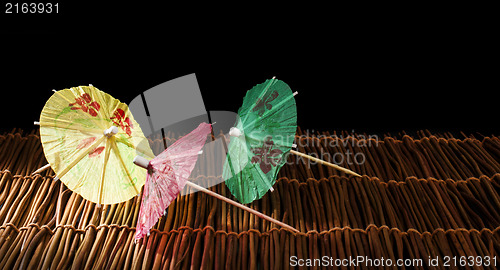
[
  {"left": 98, "top": 139, "right": 112, "bottom": 206},
  {"left": 115, "top": 136, "right": 155, "bottom": 160},
  {"left": 244, "top": 91, "right": 296, "bottom": 129},
  {"left": 241, "top": 77, "right": 276, "bottom": 124},
  {"left": 252, "top": 162, "right": 275, "bottom": 192},
  {"left": 221, "top": 137, "right": 242, "bottom": 199},
  {"left": 56, "top": 135, "right": 107, "bottom": 179},
  {"left": 110, "top": 140, "right": 140, "bottom": 195},
  {"left": 51, "top": 88, "right": 77, "bottom": 104},
  {"left": 41, "top": 121, "right": 103, "bottom": 134}
]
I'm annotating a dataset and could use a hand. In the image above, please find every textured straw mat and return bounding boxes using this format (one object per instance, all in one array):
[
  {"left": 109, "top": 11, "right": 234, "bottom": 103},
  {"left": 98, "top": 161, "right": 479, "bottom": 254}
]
[{"left": 0, "top": 129, "right": 499, "bottom": 269}]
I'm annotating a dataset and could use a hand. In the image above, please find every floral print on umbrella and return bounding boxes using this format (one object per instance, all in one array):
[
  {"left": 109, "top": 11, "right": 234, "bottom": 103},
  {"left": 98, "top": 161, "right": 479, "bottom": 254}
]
[
  {"left": 110, "top": 108, "right": 133, "bottom": 136},
  {"left": 252, "top": 90, "right": 279, "bottom": 116},
  {"left": 250, "top": 136, "right": 283, "bottom": 174},
  {"left": 69, "top": 93, "right": 101, "bottom": 117},
  {"left": 76, "top": 136, "right": 105, "bottom": 158}
]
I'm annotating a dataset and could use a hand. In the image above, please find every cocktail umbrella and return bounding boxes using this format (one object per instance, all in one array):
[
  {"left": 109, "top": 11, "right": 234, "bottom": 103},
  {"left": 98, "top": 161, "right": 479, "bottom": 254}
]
[
  {"left": 223, "top": 77, "right": 361, "bottom": 204},
  {"left": 133, "top": 122, "right": 298, "bottom": 240},
  {"left": 133, "top": 122, "right": 211, "bottom": 240},
  {"left": 35, "top": 85, "right": 154, "bottom": 206}
]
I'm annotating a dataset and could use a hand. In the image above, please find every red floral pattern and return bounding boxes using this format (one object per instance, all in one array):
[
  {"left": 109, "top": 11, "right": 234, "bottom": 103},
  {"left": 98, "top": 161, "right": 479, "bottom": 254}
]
[
  {"left": 89, "top": 146, "right": 105, "bottom": 158},
  {"left": 250, "top": 136, "right": 283, "bottom": 174},
  {"left": 76, "top": 136, "right": 105, "bottom": 158},
  {"left": 76, "top": 137, "right": 97, "bottom": 149},
  {"left": 69, "top": 93, "right": 100, "bottom": 117},
  {"left": 110, "top": 108, "right": 133, "bottom": 136}
]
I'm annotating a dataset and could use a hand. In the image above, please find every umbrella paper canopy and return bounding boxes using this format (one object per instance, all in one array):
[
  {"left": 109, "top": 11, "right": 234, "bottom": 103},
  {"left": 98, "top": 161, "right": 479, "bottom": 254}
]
[
  {"left": 39, "top": 85, "right": 154, "bottom": 205},
  {"left": 135, "top": 122, "right": 212, "bottom": 240},
  {"left": 223, "top": 78, "right": 297, "bottom": 204}
]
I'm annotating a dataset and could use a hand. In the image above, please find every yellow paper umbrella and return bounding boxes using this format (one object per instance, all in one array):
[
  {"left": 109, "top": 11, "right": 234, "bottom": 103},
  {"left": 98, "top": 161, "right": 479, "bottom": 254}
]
[{"left": 38, "top": 85, "right": 154, "bottom": 205}]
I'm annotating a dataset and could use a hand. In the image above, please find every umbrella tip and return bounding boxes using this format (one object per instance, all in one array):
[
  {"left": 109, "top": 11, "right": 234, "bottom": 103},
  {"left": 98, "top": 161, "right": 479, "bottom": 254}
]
[
  {"left": 104, "top": 126, "right": 119, "bottom": 137},
  {"left": 229, "top": 127, "right": 242, "bottom": 137},
  {"left": 34, "top": 121, "right": 40, "bottom": 126},
  {"left": 293, "top": 91, "right": 298, "bottom": 96},
  {"left": 133, "top": 156, "right": 151, "bottom": 169}
]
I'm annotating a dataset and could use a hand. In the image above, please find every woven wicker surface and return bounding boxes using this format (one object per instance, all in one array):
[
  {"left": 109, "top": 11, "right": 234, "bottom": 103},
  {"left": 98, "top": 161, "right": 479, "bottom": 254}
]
[{"left": 0, "top": 129, "right": 499, "bottom": 269}]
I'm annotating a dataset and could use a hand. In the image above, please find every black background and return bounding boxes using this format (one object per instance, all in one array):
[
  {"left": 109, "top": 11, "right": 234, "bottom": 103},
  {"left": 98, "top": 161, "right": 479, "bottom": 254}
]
[{"left": 2, "top": 3, "right": 497, "bottom": 137}]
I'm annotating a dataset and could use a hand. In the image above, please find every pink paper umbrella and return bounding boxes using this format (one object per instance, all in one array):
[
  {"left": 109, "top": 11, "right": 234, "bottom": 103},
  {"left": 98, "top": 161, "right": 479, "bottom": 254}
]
[{"left": 134, "top": 122, "right": 212, "bottom": 240}]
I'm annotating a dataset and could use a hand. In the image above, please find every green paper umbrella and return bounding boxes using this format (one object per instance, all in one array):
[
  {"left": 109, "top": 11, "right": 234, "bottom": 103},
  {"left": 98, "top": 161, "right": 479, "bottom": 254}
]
[
  {"left": 223, "top": 78, "right": 297, "bottom": 204},
  {"left": 223, "top": 77, "right": 362, "bottom": 204}
]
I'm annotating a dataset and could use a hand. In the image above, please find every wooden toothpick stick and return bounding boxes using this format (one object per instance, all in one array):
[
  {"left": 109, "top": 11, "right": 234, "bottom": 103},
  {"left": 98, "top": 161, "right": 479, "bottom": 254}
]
[
  {"left": 290, "top": 150, "right": 362, "bottom": 177},
  {"left": 184, "top": 181, "right": 299, "bottom": 233},
  {"left": 32, "top": 164, "right": 51, "bottom": 175},
  {"left": 228, "top": 125, "right": 363, "bottom": 178}
]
